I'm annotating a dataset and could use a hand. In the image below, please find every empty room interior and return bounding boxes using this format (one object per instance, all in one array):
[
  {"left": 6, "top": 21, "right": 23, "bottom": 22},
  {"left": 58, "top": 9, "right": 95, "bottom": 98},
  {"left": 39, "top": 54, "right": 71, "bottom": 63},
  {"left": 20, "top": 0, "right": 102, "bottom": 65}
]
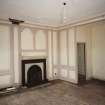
[{"left": 0, "top": 0, "right": 105, "bottom": 105}]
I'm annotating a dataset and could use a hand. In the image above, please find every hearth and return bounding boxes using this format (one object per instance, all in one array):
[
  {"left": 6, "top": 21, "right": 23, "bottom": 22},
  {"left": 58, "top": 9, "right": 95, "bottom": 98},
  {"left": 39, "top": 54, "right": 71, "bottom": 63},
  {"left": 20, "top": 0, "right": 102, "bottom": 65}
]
[{"left": 22, "top": 59, "right": 48, "bottom": 87}]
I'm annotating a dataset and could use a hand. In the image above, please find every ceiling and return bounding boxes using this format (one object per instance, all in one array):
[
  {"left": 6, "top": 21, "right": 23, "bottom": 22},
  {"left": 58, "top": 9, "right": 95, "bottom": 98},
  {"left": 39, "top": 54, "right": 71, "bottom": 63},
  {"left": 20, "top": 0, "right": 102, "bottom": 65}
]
[{"left": 0, "top": 0, "right": 105, "bottom": 26}]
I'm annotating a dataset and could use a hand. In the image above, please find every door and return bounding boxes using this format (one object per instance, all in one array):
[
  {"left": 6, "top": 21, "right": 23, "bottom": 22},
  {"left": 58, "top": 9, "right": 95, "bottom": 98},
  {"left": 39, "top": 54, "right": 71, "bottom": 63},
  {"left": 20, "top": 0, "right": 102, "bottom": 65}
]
[{"left": 77, "top": 43, "right": 86, "bottom": 85}]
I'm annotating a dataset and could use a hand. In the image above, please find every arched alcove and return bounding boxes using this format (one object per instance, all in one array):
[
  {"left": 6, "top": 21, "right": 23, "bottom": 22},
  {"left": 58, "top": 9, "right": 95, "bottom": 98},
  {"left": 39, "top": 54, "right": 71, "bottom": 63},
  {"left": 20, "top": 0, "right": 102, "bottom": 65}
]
[
  {"left": 21, "top": 28, "right": 34, "bottom": 50},
  {"left": 35, "top": 30, "right": 46, "bottom": 50},
  {"left": 27, "top": 65, "right": 42, "bottom": 87}
]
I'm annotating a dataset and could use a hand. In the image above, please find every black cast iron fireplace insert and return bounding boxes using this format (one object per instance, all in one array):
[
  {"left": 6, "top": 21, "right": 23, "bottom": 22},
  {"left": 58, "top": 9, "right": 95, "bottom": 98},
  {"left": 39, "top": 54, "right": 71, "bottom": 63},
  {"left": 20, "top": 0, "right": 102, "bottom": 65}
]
[{"left": 22, "top": 59, "right": 48, "bottom": 87}]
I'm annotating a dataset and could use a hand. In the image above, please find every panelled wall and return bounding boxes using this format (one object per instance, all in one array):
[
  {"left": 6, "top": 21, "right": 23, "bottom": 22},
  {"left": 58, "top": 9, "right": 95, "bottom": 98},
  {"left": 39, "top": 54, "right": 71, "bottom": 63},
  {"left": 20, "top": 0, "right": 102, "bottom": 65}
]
[
  {"left": 20, "top": 28, "right": 60, "bottom": 81},
  {"left": 0, "top": 23, "right": 92, "bottom": 88},
  {"left": 0, "top": 23, "right": 87, "bottom": 88},
  {"left": 0, "top": 20, "right": 105, "bottom": 89},
  {"left": 0, "top": 24, "right": 54, "bottom": 88},
  {"left": 0, "top": 23, "right": 77, "bottom": 88},
  {"left": 91, "top": 21, "right": 105, "bottom": 80},
  {"left": 20, "top": 27, "right": 53, "bottom": 81},
  {"left": 52, "top": 31, "right": 59, "bottom": 79},
  {"left": 58, "top": 28, "right": 77, "bottom": 83},
  {"left": 76, "top": 24, "right": 92, "bottom": 80},
  {"left": 0, "top": 24, "right": 14, "bottom": 88},
  {"left": 21, "top": 28, "right": 48, "bottom": 57}
]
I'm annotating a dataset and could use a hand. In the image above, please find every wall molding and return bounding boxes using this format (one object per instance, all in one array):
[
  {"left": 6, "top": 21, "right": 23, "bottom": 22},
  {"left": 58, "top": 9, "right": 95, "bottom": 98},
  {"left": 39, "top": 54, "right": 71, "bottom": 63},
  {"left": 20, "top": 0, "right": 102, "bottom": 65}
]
[
  {"left": 21, "top": 27, "right": 48, "bottom": 52},
  {"left": 1, "top": 14, "right": 105, "bottom": 30},
  {"left": 22, "top": 49, "right": 46, "bottom": 52},
  {"left": 0, "top": 13, "right": 105, "bottom": 31},
  {"left": 58, "top": 14, "right": 105, "bottom": 30},
  {"left": 0, "top": 24, "right": 14, "bottom": 88},
  {"left": 0, "top": 13, "right": 105, "bottom": 86},
  {"left": 0, "top": 70, "right": 10, "bottom": 76},
  {"left": 53, "top": 65, "right": 75, "bottom": 71}
]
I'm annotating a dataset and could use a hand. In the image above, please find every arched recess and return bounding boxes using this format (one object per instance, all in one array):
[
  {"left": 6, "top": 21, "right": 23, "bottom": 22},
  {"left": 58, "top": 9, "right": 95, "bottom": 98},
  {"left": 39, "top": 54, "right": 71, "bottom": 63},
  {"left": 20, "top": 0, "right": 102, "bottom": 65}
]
[
  {"left": 34, "top": 30, "right": 47, "bottom": 50},
  {"left": 21, "top": 28, "right": 34, "bottom": 50}
]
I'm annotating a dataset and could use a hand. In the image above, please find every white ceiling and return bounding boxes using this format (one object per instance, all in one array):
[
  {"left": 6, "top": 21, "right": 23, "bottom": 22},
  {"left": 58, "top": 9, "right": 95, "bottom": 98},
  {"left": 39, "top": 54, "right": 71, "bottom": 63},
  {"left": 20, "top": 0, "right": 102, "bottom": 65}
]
[{"left": 0, "top": 0, "right": 105, "bottom": 26}]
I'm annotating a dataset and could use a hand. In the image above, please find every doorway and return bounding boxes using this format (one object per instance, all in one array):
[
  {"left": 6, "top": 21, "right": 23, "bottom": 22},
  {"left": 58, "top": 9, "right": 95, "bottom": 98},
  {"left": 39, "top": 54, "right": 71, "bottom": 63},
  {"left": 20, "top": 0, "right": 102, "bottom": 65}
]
[{"left": 77, "top": 43, "right": 86, "bottom": 85}]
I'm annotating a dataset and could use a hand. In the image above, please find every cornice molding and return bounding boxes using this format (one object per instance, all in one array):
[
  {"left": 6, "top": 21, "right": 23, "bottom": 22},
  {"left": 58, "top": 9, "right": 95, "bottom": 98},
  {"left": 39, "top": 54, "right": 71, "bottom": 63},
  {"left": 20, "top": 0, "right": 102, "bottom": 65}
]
[
  {"left": 0, "top": 13, "right": 105, "bottom": 30},
  {"left": 0, "top": 19, "right": 58, "bottom": 30},
  {"left": 0, "top": 19, "right": 11, "bottom": 24},
  {"left": 20, "top": 22, "right": 58, "bottom": 30},
  {"left": 57, "top": 14, "right": 105, "bottom": 30}
]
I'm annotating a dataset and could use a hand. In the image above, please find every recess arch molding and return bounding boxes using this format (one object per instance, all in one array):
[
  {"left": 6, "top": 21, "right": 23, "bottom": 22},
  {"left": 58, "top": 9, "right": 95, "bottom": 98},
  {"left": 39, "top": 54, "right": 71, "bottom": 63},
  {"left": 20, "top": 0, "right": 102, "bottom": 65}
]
[
  {"left": 35, "top": 30, "right": 47, "bottom": 50},
  {"left": 21, "top": 28, "right": 34, "bottom": 50}
]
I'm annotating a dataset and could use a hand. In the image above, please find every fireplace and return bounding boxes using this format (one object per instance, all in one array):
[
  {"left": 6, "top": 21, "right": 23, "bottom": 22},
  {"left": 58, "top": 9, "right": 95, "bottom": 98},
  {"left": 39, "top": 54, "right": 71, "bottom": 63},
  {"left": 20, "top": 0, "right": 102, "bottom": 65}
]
[{"left": 22, "top": 59, "right": 48, "bottom": 87}]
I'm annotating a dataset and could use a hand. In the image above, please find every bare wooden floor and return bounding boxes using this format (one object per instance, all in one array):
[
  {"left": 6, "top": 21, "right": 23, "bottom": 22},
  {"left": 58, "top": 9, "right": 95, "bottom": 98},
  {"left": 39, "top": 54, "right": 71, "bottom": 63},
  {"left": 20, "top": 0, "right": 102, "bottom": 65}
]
[{"left": 0, "top": 80, "right": 105, "bottom": 105}]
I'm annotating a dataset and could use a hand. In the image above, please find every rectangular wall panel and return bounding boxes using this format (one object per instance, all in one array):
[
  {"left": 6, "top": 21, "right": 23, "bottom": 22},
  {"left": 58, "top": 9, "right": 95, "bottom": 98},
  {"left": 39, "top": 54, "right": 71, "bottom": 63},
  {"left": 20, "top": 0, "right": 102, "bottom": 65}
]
[
  {"left": 47, "top": 31, "right": 53, "bottom": 80},
  {"left": 52, "top": 31, "right": 58, "bottom": 65},
  {"left": 21, "top": 28, "right": 34, "bottom": 50},
  {"left": 14, "top": 26, "right": 20, "bottom": 84},
  {"left": 0, "top": 75, "right": 11, "bottom": 88},
  {"left": 59, "top": 30, "right": 67, "bottom": 65},
  {"left": 0, "top": 25, "right": 10, "bottom": 71},
  {"left": 68, "top": 28, "right": 77, "bottom": 83},
  {"left": 0, "top": 25, "right": 12, "bottom": 88},
  {"left": 69, "top": 71, "right": 76, "bottom": 80},
  {"left": 60, "top": 69, "right": 68, "bottom": 78},
  {"left": 35, "top": 30, "right": 47, "bottom": 50},
  {"left": 92, "top": 22, "right": 105, "bottom": 80},
  {"left": 22, "top": 51, "right": 47, "bottom": 57},
  {"left": 68, "top": 28, "right": 76, "bottom": 67},
  {"left": 53, "top": 68, "right": 59, "bottom": 79}
]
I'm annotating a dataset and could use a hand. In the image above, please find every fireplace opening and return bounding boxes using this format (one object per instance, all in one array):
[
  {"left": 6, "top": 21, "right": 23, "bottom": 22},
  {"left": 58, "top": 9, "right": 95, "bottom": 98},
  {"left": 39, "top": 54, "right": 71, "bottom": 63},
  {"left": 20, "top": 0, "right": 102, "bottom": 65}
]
[
  {"left": 27, "top": 65, "right": 42, "bottom": 87},
  {"left": 22, "top": 59, "right": 48, "bottom": 87}
]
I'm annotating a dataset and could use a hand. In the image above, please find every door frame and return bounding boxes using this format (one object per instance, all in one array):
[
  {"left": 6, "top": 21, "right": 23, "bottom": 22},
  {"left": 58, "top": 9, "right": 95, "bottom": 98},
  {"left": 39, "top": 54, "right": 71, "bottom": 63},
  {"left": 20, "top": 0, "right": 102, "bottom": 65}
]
[{"left": 77, "top": 42, "right": 87, "bottom": 83}]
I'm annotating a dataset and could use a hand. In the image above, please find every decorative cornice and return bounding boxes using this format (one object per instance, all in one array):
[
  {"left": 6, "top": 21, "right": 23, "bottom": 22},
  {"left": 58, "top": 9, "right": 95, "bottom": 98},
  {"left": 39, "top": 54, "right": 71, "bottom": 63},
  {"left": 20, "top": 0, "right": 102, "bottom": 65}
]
[
  {"left": 57, "top": 14, "right": 105, "bottom": 30},
  {"left": 0, "top": 19, "right": 11, "bottom": 24},
  {"left": 0, "top": 19, "right": 58, "bottom": 30},
  {"left": 20, "top": 22, "right": 58, "bottom": 30},
  {"left": 0, "top": 13, "right": 105, "bottom": 30},
  {"left": 9, "top": 18, "right": 24, "bottom": 25}
]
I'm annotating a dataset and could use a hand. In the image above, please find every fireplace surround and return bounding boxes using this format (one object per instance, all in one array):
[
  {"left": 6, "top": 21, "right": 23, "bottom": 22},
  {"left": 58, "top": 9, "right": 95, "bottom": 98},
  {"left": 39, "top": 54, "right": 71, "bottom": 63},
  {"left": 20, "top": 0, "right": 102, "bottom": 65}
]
[{"left": 22, "top": 59, "right": 48, "bottom": 87}]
